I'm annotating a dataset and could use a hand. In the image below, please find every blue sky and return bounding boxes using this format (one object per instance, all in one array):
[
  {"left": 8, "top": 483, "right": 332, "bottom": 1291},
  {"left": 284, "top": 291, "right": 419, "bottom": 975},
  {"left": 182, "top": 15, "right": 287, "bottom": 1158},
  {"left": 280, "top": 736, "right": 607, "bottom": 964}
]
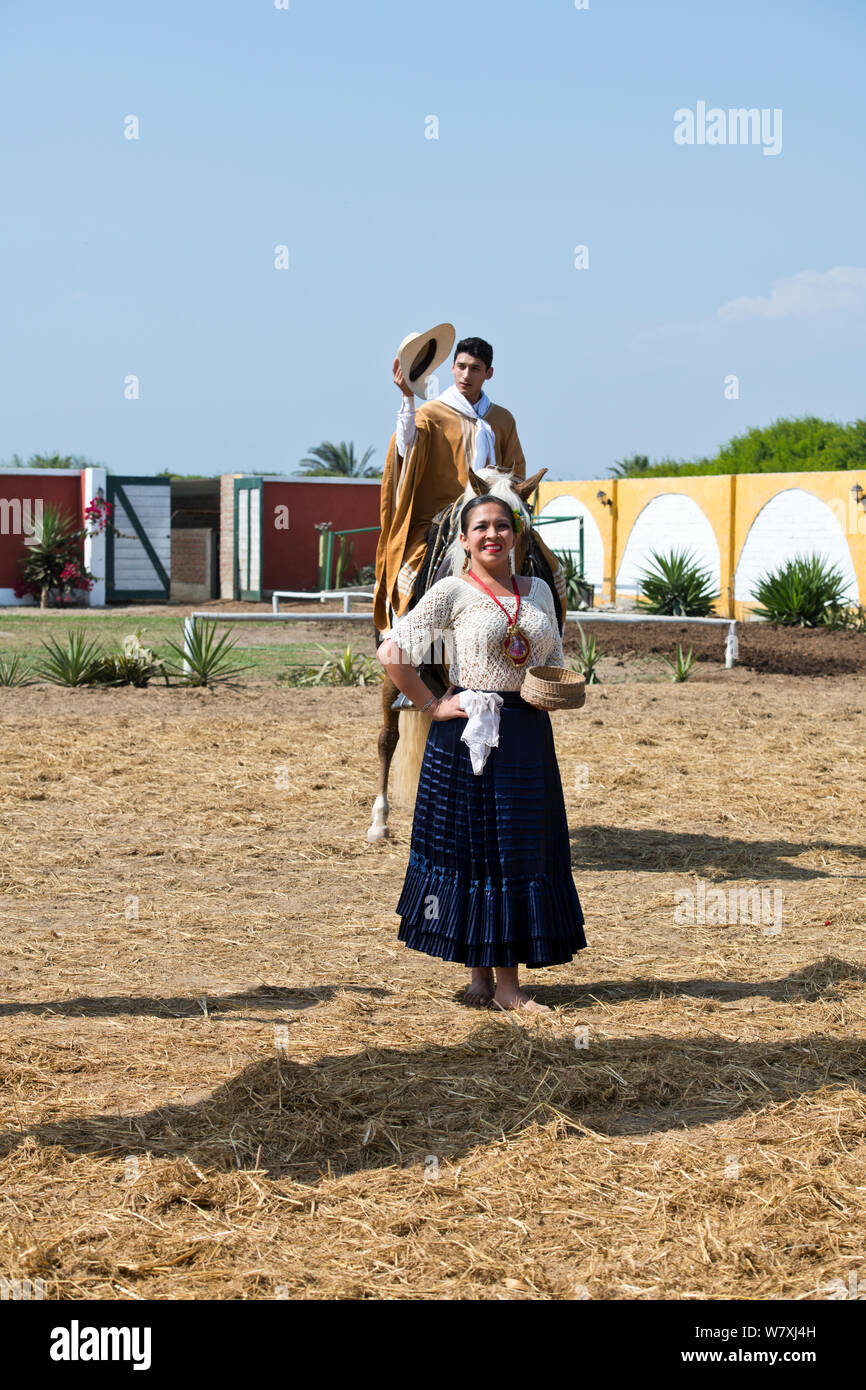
[{"left": 2, "top": 0, "right": 864, "bottom": 481}]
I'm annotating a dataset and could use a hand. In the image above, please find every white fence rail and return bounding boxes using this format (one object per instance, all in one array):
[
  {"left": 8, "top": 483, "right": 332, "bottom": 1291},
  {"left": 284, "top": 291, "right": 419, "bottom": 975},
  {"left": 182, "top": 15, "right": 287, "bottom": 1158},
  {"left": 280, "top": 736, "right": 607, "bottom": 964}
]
[
  {"left": 183, "top": 608, "right": 740, "bottom": 670},
  {"left": 565, "top": 611, "right": 739, "bottom": 667}
]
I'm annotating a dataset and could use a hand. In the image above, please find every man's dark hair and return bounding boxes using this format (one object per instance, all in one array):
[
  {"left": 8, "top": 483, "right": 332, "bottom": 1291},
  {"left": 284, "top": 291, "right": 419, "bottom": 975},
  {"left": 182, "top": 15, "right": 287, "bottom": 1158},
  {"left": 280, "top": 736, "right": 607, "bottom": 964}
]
[{"left": 453, "top": 337, "right": 493, "bottom": 369}]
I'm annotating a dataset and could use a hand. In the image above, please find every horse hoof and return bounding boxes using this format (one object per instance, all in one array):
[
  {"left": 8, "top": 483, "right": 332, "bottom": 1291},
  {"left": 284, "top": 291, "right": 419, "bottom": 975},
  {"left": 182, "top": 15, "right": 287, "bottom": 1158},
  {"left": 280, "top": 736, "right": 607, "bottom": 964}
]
[{"left": 366, "top": 825, "right": 389, "bottom": 842}]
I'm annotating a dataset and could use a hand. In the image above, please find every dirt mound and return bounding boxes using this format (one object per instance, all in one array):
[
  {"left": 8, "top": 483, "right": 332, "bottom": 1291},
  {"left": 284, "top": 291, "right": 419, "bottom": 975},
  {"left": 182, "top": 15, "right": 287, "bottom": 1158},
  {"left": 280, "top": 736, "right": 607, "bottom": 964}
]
[{"left": 563, "top": 620, "right": 866, "bottom": 677}]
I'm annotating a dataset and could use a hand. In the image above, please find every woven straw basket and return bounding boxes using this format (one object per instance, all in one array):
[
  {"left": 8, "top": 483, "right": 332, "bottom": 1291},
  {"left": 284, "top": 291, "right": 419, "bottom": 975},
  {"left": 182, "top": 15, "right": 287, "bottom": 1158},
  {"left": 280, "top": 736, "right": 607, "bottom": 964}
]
[{"left": 520, "top": 665, "right": 586, "bottom": 711}]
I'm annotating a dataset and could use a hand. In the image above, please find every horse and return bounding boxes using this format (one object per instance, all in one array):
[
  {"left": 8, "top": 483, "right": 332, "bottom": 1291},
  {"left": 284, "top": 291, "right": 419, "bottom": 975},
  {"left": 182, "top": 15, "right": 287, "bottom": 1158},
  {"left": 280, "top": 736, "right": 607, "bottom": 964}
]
[{"left": 366, "top": 465, "right": 566, "bottom": 842}]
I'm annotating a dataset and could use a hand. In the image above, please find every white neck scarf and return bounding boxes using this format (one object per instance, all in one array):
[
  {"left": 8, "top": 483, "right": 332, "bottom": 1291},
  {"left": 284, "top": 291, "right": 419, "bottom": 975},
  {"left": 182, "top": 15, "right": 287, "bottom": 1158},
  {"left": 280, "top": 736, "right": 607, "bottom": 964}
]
[{"left": 438, "top": 385, "right": 497, "bottom": 472}]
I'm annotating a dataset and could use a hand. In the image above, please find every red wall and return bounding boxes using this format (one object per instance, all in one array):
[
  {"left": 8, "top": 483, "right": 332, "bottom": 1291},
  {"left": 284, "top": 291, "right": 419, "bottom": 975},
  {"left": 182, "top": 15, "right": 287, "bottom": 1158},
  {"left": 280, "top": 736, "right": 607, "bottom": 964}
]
[
  {"left": 262, "top": 481, "right": 381, "bottom": 590},
  {"left": 0, "top": 474, "right": 83, "bottom": 588}
]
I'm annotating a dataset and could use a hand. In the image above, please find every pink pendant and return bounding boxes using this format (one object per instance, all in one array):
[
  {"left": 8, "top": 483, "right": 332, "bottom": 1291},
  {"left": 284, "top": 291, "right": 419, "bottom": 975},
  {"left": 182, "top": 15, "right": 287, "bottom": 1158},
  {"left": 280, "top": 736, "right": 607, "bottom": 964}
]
[{"left": 504, "top": 625, "right": 531, "bottom": 667}]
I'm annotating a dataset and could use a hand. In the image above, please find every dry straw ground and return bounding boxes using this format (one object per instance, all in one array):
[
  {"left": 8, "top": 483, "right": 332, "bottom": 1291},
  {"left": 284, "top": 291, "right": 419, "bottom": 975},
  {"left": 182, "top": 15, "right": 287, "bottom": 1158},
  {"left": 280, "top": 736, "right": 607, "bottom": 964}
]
[{"left": 1, "top": 650, "right": 865, "bottom": 1300}]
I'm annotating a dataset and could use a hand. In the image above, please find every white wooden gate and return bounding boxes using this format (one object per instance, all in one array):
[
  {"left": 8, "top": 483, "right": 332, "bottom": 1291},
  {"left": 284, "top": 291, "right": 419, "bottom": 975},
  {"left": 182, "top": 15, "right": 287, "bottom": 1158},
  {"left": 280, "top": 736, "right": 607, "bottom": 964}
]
[{"left": 106, "top": 476, "right": 171, "bottom": 601}]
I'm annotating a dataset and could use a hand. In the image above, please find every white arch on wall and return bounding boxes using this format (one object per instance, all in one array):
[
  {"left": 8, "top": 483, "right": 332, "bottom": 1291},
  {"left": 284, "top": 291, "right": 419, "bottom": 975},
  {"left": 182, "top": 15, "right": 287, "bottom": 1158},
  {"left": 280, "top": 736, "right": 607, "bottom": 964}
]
[
  {"left": 616, "top": 494, "right": 721, "bottom": 595},
  {"left": 735, "top": 488, "right": 858, "bottom": 602},
  {"left": 537, "top": 496, "right": 604, "bottom": 587}
]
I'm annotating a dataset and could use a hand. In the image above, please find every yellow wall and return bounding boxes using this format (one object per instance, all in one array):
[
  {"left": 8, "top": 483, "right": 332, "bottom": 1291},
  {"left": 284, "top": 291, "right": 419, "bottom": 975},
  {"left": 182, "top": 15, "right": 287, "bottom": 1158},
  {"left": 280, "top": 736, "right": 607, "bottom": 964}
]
[
  {"left": 731, "top": 471, "right": 866, "bottom": 619},
  {"left": 537, "top": 481, "right": 617, "bottom": 598},
  {"left": 537, "top": 470, "right": 866, "bottom": 617}
]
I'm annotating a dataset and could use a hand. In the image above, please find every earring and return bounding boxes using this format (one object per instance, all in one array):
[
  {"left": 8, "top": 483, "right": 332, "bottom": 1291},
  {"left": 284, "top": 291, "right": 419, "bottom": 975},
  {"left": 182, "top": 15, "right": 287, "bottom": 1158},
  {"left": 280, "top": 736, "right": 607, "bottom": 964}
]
[{"left": 461, "top": 550, "right": 470, "bottom": 572}]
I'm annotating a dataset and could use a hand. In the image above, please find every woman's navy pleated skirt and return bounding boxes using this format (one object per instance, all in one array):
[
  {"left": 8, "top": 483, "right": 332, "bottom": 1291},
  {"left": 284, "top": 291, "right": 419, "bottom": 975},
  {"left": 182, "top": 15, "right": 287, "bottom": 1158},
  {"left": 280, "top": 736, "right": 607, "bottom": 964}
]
[{"left": 396, "top": 686, "right": 587, "bottom": 968}]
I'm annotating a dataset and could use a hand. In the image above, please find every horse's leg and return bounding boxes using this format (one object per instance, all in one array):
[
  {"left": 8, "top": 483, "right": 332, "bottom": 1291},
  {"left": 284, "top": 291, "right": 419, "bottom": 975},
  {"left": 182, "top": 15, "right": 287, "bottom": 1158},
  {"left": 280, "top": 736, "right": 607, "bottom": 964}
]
[{"left": 367, "top": 672, "right": 401, "bottom": 841}]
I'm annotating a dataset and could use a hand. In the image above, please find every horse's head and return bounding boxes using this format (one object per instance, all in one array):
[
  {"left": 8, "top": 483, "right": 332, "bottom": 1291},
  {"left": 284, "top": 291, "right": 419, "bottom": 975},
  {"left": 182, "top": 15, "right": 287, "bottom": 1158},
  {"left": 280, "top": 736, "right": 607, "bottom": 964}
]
[
  {"left": 465, "top": 465, "right": 547, "bottom": 513},
  {"left": 443, "top": 467, "right": 546, "bottom": 576}
]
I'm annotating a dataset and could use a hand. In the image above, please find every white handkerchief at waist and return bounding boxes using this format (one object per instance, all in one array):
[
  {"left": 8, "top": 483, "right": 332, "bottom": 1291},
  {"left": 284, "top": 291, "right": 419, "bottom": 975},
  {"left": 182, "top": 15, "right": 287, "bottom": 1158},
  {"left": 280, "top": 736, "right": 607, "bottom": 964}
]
[{"left": 458, "top": 689, "right": 504, "bottom": 774}]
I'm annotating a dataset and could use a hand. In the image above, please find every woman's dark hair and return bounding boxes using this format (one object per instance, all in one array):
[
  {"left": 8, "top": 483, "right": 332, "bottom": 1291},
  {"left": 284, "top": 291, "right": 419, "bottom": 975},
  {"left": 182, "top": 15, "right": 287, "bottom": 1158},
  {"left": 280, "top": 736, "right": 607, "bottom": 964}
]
[
  {"left": 454, "top": 337, "right": 493, "bottom": 369},
  {"left": 460, "top": 493, "right": 514, "bottom": 535}
]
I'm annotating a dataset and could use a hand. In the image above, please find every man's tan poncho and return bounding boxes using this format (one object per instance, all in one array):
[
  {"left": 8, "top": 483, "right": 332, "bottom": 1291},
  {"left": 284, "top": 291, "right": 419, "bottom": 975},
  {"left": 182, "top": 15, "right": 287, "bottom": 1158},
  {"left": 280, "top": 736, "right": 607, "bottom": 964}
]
[{"left": 373, "top": 399, "right": 526, "bottom": 632}]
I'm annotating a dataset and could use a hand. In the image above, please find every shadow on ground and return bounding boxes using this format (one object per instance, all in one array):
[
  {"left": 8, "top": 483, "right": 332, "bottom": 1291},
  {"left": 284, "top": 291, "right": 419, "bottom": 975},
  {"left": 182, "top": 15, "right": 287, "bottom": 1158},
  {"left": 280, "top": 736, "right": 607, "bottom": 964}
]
[
  {"left": 571, "top": 826, "right": 866, "bottom": 880},
  {"left": 0, "top": 984, "right": 389, "bottom": 1022},
  {"left": 2, "top": 959, "right": 863, "bottom": 1181},
  {"left": 457, "top": 956, "right": 866, "bottom": 1009}
]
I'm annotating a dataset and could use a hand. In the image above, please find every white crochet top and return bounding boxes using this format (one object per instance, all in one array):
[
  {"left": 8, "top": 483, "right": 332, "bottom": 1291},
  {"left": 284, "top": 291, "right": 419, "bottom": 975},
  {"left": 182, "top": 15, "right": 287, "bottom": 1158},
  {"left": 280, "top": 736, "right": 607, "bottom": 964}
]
[{"left": 381, "top": 576, "right": 565, "bottom": 691}]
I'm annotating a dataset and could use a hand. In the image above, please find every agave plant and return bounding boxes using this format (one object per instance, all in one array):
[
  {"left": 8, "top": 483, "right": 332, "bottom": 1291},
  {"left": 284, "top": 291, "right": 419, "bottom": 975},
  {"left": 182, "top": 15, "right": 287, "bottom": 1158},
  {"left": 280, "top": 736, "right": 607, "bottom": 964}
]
[
  {"left": 660, "top": 643, "right": 697, "bottom": 682},
  {"left": 346, "top": 564, "right": 376, "bottom": 588},
  {"left": 34, "top": 629, "right": 104, "bottom": 685},
  {"left": 0, "top": 654, "right": 34, "bottom": 686},
  {"left": 636, "top": 549, "right": 717, "bottom": 617},
  {"left": 297, "top": 644, "right": 383, "bottom": 687},
  {"left": 752, "top": 554, "right": 848, "bottom": 627},
  {"left": 163, "top": 620, "right": 254, "bottom": 687},
  {"left": 87, "top": 632, "right": 169, "bottom": 687},
  {"left": 553, "top": 550, "right": 592, "bottom": 610},
  {"left": 568, "top": 625, "right": 603, "bottom": 684},
  {"left": 821, "top": 603, "right": 866, "bottom": 633}
]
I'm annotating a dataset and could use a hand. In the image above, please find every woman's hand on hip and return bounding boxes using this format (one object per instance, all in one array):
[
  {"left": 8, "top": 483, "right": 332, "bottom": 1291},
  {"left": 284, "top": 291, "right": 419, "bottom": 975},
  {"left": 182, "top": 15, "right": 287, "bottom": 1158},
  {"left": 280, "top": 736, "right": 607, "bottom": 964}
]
[{"left": 430, "top": 686, "right": 468, "bottom": 721}]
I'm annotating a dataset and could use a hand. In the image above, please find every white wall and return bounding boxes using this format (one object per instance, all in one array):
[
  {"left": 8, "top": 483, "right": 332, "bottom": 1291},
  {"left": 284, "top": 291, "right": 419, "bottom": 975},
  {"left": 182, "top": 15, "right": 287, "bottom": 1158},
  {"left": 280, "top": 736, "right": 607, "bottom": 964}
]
[
  {"left": 537, "top": 496, "right": 605, "bottom": 587},
  {"left": 617, "top": 493, "right": 721, "bottom": 594},
  {"left": 82, "top": 468, "right": 106, "bottom": 606},
  {"left": 735, "top": 488, "right": 859, "bottom": 601}
]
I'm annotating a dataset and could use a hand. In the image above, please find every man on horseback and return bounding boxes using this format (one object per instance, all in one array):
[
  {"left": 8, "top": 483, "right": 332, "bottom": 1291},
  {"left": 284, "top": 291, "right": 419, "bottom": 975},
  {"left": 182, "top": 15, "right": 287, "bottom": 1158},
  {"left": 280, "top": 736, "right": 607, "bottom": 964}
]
[
  {"left": 367, "top": 330, "right": 568, "bottom": 843},
  {"left": 373, "top": 335, "right": 527, "bottom": 635}
]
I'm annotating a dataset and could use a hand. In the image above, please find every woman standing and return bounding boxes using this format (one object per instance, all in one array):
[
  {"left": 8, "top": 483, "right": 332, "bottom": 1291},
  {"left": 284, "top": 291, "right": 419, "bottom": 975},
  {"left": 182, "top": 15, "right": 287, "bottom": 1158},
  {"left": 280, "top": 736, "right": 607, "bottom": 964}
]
[{"left": 376, "top": 492, "right": 586, "bottom": 1013}]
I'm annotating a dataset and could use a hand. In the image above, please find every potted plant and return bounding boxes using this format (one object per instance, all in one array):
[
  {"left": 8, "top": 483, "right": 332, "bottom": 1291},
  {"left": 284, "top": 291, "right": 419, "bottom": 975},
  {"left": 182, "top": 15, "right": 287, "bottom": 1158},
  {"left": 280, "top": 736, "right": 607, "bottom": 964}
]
[{"left": 13, "top": 493, "right": 116, "bottom": 608}]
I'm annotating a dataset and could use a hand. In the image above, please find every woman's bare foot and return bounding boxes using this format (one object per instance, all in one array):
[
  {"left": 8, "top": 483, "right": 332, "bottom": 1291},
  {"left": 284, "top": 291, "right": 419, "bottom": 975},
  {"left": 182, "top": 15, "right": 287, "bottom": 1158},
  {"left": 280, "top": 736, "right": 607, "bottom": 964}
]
[
  {"left": 464, "top": 967, "right": 495, "bottom": 1007},
  {"left": 493, "top": 986, "right": 550, "bottom": 1014},
  {"left": 493, "top": 967, "right": 550, "bottom": 1013}
]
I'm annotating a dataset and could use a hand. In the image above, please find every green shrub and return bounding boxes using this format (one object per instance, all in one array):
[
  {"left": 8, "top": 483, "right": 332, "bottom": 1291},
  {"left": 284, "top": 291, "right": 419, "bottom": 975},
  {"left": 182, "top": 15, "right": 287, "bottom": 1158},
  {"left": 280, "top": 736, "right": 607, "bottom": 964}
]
[
  {"left": 606, "top": 416, "right": 866, "bottom": 478},
  {"left": 752, "top": 554, "right": 849, "bottom": 626},
  {"left": 14, "top": 502, "right": 95, "bottom": 607},
  {"left": 553, "top": 550, "right": 592, "bottom": 610},
  {"left": 346, "top": 564, "right": 376, "bottom": 588},
  {"left": 569, "top": 625, "right": 603, "bottom": 684},
  {"left": 163, "top": 620, "right": 254, "bottom": 687},
  {"left": 87, "top": 632, "right": 169, "bottom": 687},
  {"left": 297, "top": 644, "right": 383, "bottom": 687},
  {"left": 34, "top": 629, "right": 104, "bottom": 685},
  {"left": 0, "top": 654, "right": 34, "bottom": 686},
  {"left": 661, "top": 644, "right": 697, "bottom": 682},
  {"left": 637, "top": 549, "right": 717, "bottom": 616},
  {"left": 821, "top": 603, "right": 866, "bottom": 633}
]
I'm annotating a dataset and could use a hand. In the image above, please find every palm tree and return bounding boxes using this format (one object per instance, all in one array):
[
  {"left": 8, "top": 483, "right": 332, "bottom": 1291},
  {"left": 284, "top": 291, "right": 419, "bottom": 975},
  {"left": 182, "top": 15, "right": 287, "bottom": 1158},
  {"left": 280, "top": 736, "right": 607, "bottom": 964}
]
[
  {"left": 297, "top": 441, "right": 380, "bottom": 478},
  {"left": 608, "top": 454, "right": 651, "bottom": 479}
]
